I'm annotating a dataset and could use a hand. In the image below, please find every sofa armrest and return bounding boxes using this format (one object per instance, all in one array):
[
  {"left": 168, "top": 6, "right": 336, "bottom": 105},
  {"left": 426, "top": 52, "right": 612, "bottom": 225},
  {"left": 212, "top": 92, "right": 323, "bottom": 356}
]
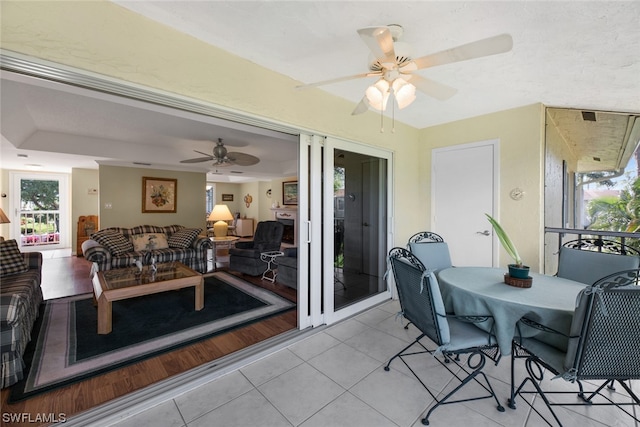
[
  {"left": 191, "top": 236, "right": 213, "bottom": 251},
  {"left": 82, "top": 239, "right": 112, "bottom": 270},
  {"left": 22, "top": 252, "right": 43, "bottom": 271}
]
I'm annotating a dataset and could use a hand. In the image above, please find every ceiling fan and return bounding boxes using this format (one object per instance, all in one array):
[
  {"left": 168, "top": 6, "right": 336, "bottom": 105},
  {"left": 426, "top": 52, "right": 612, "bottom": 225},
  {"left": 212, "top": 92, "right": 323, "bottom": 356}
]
[
  {"left": 297, "top": 25, "right": 513, "bottom": 115},
  {"left": 180, "top": 138, "right": 260, "bottom": 166}
]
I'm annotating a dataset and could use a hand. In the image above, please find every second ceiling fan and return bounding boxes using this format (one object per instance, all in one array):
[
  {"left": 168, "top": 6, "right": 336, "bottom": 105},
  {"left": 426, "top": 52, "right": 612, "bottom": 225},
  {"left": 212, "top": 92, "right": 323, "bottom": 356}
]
[
  {"left": 180, "top": 138, "right": 260, "bottom": 167},
  {"left": 297, "top": 25, "right": 513, "bottom": 115}
]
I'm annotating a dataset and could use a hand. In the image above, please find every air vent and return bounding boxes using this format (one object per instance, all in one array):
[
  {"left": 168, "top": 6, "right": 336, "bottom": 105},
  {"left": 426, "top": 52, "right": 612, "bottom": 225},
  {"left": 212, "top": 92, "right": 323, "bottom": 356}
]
[
  {"left": 230, "top": 171, "right": 244, "bottom": 174},
  {"left": 133, "top": 162, "right": 152, "bottom": 166},
  {"left": 17, "top": 154, "right": 28, "bottom": 158},
  {"left": 593, "top": 157, "right": 601, "bottom": 162},
  {"left": 582, "top": 111, "right": 597, "bottom": 121}
]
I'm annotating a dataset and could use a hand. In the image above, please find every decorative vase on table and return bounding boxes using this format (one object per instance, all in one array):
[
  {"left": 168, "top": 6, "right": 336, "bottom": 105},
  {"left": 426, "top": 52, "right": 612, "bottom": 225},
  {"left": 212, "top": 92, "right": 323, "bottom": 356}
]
[
  {"left": 508, "top": 264, "right": 530, "bottom": 279},
  {"left": 485, "top": 214, "right": 532, "bottom": 287}
]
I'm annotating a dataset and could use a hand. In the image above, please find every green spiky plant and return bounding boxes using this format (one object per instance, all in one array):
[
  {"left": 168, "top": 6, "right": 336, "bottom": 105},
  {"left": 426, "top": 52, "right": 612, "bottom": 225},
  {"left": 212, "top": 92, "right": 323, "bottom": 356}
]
[{"left": 486, "top": 214, "right": 523, "bottom": 267}]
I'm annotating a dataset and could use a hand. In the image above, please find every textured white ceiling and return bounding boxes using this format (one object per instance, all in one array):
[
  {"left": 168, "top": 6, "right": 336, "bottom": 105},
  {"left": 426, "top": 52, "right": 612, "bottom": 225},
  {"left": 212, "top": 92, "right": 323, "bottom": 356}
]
[{"left": 113, "top": 0, "right": 640, "bottom": 129}]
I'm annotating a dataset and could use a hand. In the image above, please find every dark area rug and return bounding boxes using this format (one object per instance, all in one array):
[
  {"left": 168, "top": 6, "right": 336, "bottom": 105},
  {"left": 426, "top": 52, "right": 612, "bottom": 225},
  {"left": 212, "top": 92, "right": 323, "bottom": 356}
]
[{"left": 9, "top": 272, "right": 295, "bottom": 402}]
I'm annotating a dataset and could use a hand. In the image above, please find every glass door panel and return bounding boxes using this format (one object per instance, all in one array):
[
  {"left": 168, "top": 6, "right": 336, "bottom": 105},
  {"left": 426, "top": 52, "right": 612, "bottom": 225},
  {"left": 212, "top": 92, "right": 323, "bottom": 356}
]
[
  {"left": 322, "top": 139, "right": 392, "bottom": 323},
  {"left": 10, "top": 173, "right": 68, "bottom": 250}
]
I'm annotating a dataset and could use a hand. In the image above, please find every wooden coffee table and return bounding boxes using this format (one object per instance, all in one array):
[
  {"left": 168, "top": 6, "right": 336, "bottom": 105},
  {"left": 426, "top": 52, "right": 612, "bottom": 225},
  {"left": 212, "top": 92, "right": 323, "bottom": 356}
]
[{"left": 92, "top": 262, "right": 203, "bottom": 334}]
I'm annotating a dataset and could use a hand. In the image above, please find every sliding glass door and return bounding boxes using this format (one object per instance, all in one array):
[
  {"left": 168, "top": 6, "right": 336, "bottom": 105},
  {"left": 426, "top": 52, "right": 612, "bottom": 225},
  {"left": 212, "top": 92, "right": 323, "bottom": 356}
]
[{"left": 321, "top": 138, "right": 393, "bottom": 324}]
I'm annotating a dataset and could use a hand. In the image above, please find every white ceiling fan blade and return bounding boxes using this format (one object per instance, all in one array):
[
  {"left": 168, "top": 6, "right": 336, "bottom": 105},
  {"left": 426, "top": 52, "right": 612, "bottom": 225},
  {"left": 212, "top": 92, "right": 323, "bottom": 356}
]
[
  {"left": 406, "top": 75, "right": 458, "bottom": 101},
  {"left": 411, "top": 34, "right": 513, "bottom": 70},
  {"left": 351, "top": 96, "right": 370, "bottom": 115},
  {"left": 357, "top": 27, "right": 396, "bottom": 63},
  {"left": 296, "top": 72, "right": 380, "bottom": 89}
]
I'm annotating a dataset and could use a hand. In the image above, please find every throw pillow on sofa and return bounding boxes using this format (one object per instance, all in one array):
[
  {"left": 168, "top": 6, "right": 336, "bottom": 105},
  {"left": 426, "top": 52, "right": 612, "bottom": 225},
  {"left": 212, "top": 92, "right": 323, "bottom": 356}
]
[
  {"left": 168, "top": 228, "right": 202, "bottom": 249},
  {"left": 0, "top": 239, "right": 29, "bottom": 277},
  {"left": 91, "top": 230, "right": 134, "bottom": 255},
  {"left": 131, "top": 233, "right": 169, "bottom": 252}
]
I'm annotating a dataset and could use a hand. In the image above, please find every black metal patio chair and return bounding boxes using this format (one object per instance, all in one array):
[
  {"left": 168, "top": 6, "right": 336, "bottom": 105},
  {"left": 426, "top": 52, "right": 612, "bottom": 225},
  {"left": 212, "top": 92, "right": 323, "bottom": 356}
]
[
  {"left": 509, "top": 269, "right": 640, "bottom": 426},
  {"left": 385, "top": 247, "right": 504, "bottom": 425},
  {"left": 406, "top": 231, "right": 452, "bottom": 274},
  {"left": 557, "top": 239, "right": 640, "bottom": 285}
]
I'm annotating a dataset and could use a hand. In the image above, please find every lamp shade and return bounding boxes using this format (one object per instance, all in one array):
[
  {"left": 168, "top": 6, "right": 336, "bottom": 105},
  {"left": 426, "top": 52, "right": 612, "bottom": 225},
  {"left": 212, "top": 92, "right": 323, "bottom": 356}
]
[
  {"left": 0, "top": 208, "right": 10, "bottom": 224},
  {"left": 208, "top": 204, "right": 233, "bottom": 238},
  {"left": 365, "top": 79, "right": 391, "bottom": 111},
  {"left": 392, "top": 79, "right": 417, "bottom": 109}
]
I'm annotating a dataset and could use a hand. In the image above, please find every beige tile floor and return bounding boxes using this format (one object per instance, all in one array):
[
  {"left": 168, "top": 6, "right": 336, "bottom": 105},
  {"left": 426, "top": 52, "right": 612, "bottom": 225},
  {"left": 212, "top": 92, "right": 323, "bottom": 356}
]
[{"left": 110, "top": 300, "right": 638, "bottom": 427}]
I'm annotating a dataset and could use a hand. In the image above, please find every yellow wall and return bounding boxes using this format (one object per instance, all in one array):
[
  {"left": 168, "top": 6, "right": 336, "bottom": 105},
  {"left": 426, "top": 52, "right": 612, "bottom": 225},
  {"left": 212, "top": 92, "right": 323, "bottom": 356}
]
[
  {"left": 420, "top": 104, "right": 546, "bottom": 271},
  {"left": 71, "top": 168, "right": 99, "bottom": 254},
  {"left": 0, "top": 0, "right": 422, "bottom": 247},
  {"left": 98, "top": 166, "right": 206, "bottom": 229}
]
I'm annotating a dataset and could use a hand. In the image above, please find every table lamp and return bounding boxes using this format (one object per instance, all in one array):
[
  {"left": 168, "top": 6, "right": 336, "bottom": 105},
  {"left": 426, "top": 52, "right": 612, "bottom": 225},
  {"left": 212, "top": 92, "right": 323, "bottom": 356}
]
[
  {"left": 0, "top": 208, "right": 10, "bottom": 241},
  {"left": 208, "top": 204, "right": 233, "bottom": 238}
]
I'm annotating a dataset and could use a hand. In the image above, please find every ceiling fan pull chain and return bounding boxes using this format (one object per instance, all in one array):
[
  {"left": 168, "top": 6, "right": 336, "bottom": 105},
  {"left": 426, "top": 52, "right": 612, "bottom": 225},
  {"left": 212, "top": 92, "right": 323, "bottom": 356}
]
[
  {"left": 391, "top": 90, "right": 396, "bottom": 133},
  {"left": 380, "top": 104, "right": 384, "bottom": 133}
]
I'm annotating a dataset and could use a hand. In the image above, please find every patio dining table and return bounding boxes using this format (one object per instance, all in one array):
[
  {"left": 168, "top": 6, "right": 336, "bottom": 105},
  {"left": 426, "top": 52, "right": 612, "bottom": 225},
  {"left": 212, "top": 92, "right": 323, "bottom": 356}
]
[{"left": 438, "top": 267, "right": 586, "bottom": 355}]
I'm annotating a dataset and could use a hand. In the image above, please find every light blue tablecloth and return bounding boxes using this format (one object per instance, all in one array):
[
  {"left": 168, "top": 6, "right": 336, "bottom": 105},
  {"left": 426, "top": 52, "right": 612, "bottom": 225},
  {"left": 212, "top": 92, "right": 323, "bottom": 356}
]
[{"left": 438, "top": 267, "right": 586, "bottom": 355}]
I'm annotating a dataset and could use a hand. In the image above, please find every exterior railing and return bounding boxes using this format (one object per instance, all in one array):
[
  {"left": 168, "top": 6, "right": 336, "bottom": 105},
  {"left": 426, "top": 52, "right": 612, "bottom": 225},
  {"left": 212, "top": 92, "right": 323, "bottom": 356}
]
[
  {"left": 545, "top": 227, "right": 640, "bottom": 251},
  {"left": 19, "top": 210, "right": 60, "bottom": 246}
]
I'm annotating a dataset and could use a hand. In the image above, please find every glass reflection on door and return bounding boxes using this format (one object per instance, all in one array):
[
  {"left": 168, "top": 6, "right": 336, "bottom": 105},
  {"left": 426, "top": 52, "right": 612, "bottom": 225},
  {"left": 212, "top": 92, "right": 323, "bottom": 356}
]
[{"left": 333, "top": 149, "right": 387, "bottom": 310}]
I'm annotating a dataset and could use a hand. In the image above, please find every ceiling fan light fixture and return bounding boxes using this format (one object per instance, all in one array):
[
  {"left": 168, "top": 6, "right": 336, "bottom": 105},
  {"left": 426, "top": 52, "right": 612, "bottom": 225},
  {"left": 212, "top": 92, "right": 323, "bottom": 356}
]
[
  {"left": 365, "top": 79, "right": 391, "bottom": 111},
  {"left": 392, "top": 79, "right": 416, "bottom": 109}
]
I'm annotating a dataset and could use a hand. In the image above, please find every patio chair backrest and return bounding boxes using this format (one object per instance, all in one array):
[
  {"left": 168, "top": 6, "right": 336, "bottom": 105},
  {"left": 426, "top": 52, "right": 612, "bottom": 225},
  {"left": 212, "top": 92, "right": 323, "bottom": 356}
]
[
  {"left": 388, "top": 247, "right": 450, "bottom": 346},
  {"left": 563, "top": 269, "right": 640, "bottom": 380},
  {"left": 557, "top": 246, "right": 640, "bottom": 285},
  {"left": 407, "top": 231, "right": 452, "bottom": 273}
]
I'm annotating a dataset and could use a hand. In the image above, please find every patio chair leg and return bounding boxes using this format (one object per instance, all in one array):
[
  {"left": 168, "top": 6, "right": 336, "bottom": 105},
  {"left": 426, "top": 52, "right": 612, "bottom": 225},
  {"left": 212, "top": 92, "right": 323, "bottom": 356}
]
[
  {"left": 384, "top": 334, "right": 425, "bottom": 371},
  {"left": 421, "top": 357, "right": 505, "bottom": 425}
]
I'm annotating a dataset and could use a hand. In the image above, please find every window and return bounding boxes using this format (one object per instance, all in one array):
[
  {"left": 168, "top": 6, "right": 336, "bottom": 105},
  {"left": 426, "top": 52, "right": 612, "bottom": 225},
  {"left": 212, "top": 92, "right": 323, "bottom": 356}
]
[{"left": 205, "top": 183, "right": 216, "bottom": 216}]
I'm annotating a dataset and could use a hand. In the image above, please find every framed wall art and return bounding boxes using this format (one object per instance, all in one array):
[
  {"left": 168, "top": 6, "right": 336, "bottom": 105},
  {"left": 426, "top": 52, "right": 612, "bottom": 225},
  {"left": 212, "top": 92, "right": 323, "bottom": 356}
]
[
  {"left": 221, "top": 194, "right": 234, "bottom": 202},
  {"left": 282, "top": 181, "right": 298, "bottom": 206},
  {"left": 142, "top": 177, "right": 177, "bottom": 213}
]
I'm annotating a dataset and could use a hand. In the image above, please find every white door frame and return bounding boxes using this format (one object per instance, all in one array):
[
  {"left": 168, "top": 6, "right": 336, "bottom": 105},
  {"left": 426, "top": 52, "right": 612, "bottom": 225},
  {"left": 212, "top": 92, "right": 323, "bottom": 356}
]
[
  {"left": 320, "top": 137, "right": 394, "bottom": 325},
  {"left": 8, "top": 171, "right": 70, "bottom": 251},
  {"left": 431, "top": 139, "right": 499, "bottom": 267}
]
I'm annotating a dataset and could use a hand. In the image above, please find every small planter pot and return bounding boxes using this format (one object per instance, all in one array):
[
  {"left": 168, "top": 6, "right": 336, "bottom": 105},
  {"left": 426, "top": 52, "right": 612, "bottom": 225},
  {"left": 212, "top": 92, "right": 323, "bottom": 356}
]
[{"left": 508, "top": 264, "right": 530, "bottom": 279}]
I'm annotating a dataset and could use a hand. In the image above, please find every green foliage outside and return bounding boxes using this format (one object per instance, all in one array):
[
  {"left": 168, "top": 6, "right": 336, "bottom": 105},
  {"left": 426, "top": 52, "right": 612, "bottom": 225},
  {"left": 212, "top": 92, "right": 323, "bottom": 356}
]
[
  {"left": 21, "top": 180, "right": 59, "bottom": 210},
  {"left": 586, "top": 176, "right": 640, "bottom": 250},
  {"left": 20, "top": 216, "right": 57, "bottom": 234},
  {"left": 20, "top": 179, "right": 60, "bottom": 235}
]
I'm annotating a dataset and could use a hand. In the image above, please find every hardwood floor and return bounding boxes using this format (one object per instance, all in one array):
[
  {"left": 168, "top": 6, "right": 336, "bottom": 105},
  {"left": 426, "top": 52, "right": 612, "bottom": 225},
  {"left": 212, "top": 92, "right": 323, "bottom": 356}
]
[{"left": 0, "top": 251, "right": 297, "bottom": 426}]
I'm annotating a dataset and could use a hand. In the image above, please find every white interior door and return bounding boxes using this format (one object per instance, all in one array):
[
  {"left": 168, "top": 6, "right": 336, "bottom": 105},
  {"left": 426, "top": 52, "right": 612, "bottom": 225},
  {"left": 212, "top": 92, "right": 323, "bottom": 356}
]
[{"left": 432, "top": 140, "right": 498, "bottom": 267}]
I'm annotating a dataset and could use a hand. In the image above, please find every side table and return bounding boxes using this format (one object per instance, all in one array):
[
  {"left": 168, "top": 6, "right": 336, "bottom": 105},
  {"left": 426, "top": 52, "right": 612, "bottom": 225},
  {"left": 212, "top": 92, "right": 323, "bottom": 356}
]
[
  {"left": 210, "top": 236, "right": 240, "bottom": 271},
  {"left": 260, "top": 251, "right": 284, "bottom": 283}
]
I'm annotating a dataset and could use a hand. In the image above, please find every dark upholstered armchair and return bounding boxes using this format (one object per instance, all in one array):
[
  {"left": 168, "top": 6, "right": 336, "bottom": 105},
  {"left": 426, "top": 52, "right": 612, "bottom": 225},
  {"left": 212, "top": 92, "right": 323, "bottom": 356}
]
[
  {"left": 229, "top": 221, "right": 284, "bottom": 276},
  {"left": 277, "top": 247, "right": 297, "bottom": 289}
]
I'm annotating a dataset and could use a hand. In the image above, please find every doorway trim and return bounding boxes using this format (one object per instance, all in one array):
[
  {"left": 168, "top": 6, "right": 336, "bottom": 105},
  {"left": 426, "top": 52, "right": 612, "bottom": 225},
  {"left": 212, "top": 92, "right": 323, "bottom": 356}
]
[
  {"left": 431, "top": 139, "right": 499, "bottom": 267},
  {"left": 8, "top": 171, "right": 70, "bottom": 251}
]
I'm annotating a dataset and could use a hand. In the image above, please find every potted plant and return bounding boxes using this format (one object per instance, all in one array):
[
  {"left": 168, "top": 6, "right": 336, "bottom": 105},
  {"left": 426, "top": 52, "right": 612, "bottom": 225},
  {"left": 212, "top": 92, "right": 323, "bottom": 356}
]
[{"left": 485, "top": 214, "right": 530, "bottom": 279}]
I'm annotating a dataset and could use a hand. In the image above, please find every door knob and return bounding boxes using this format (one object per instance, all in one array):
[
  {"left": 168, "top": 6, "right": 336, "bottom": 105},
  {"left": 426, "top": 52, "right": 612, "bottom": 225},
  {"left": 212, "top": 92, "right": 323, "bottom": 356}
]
[{"left": 477, "top": 230, "right": 490, "bottom": 236}]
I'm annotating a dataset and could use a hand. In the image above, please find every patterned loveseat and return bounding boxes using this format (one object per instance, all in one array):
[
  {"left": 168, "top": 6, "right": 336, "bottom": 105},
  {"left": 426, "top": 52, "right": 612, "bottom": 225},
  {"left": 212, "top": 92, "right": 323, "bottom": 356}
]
[
  {"left": 0, "top": 239, "right": 43, "bottom": 388},
  {"left": 81, "top": 225, "right": 212, "bottom": 273}
]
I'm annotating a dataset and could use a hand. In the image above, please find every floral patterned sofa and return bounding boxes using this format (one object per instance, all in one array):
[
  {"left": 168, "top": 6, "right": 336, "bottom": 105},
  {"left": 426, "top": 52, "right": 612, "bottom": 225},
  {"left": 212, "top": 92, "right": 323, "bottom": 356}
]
[
  {"left": 81, "top": 225, "right": 212, "bottom": 273},
  {"left": 0, "top": 239, "right": 43, "bottom": 388}
]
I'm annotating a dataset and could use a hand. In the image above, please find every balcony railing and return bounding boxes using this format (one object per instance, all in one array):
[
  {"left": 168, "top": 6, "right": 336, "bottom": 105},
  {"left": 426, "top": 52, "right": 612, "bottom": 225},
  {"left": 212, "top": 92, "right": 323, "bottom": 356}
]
[
  {"left": 545, "top": 227, "right": 640, "bottom": 251},
  {"left": 19, "top": 211, "right": 60, "bottom": 246}
]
